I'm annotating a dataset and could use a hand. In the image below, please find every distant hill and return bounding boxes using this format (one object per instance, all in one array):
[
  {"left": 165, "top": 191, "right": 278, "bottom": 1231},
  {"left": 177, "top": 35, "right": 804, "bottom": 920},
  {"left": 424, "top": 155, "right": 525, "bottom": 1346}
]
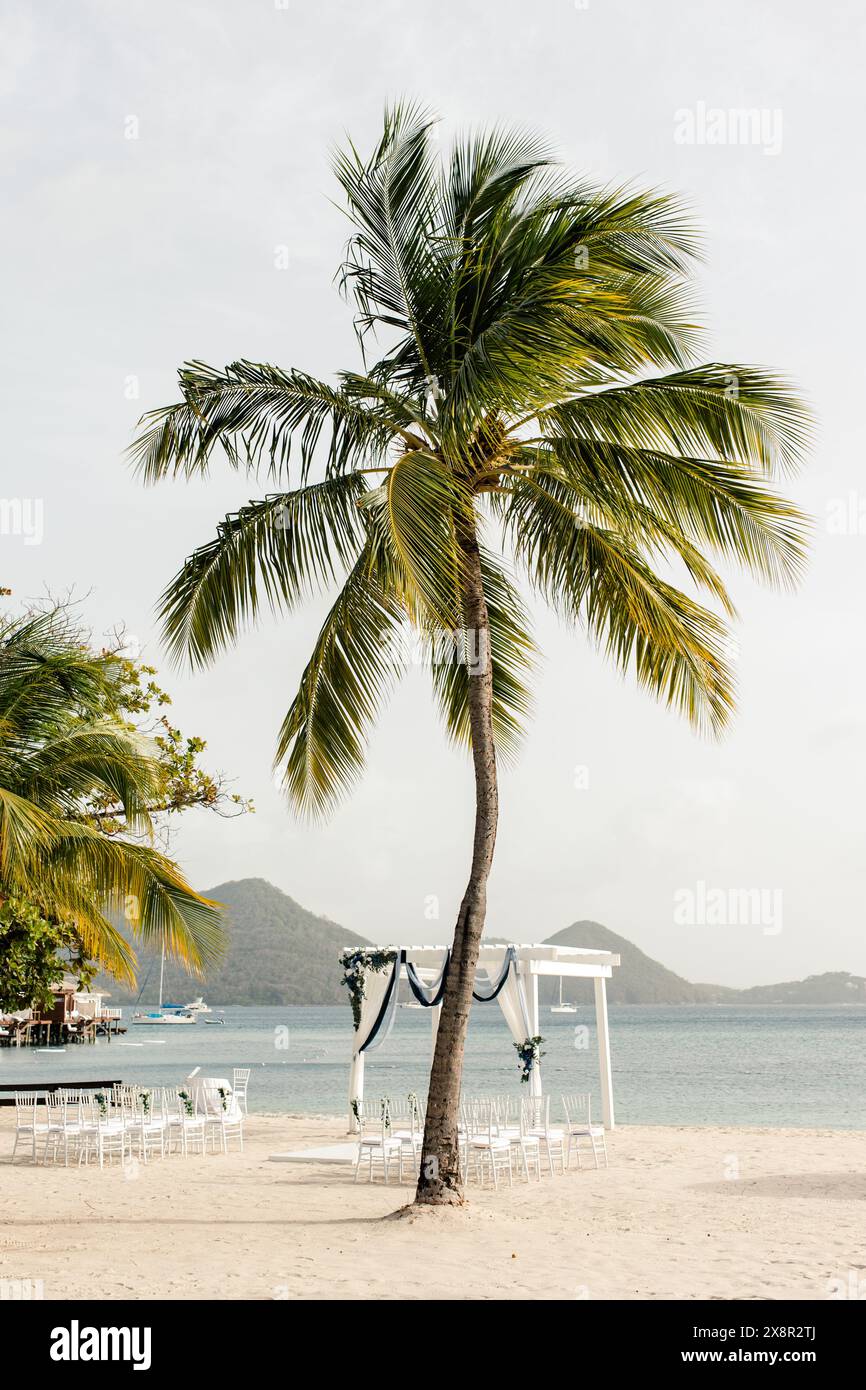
[
  {"left": 716, "top": 971, "right": 866, "bottom": 1006},
  {"left": 95, "top": 879, "right": 866, "bottom": 1008},
  {"left": 542, "top": 920, "right": 715, "bottom": 1005},
  {"left": 540, "top": 922, "right": 866, "bottom": 1006},
  {"left": 97, "top": 878, "right": 370, "bottom": 1006}
]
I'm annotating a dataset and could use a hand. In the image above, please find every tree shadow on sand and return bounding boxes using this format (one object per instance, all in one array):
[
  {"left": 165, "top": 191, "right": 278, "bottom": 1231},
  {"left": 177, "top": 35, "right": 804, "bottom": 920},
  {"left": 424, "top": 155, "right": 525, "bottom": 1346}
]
[{"left": 694, "top": 1173, "right": 866, "bottom": 1201}]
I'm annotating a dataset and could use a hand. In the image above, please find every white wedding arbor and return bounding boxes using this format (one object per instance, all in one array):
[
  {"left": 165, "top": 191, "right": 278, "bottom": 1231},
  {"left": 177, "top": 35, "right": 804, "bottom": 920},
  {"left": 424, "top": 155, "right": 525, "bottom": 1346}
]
[{"left": 346, "top": 941, "right": 620, "bottom": 1131}]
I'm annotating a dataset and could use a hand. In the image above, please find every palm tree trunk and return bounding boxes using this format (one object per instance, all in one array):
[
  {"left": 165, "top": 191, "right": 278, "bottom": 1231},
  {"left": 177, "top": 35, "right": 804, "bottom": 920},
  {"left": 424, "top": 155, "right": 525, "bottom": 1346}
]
[{"left": 415, "top": 524, "right": 498, "bottom": 1205}]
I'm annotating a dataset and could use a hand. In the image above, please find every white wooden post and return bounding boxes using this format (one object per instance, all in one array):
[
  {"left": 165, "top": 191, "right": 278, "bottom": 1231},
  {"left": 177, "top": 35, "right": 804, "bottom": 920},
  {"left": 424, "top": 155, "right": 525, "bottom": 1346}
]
[{"left": 593, "top": 975, "right": 615, "bottom": 1130}]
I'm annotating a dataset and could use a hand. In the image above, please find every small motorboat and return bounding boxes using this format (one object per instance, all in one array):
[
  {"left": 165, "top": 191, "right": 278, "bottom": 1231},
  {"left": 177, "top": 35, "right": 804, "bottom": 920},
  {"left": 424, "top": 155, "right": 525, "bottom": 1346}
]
[
  {"left": 183, "top": 997, "right": 211, "bottom": 1014},
  {"left": 203, "top": 1012, "right": 226, "bottom": 1025}
]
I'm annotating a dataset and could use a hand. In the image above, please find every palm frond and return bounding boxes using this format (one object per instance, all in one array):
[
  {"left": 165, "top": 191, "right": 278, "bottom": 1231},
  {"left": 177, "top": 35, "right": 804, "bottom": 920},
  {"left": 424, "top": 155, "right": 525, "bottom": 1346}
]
[
  {"left": 130, "top": 362, "right": 401, "bottom": 485},
  {"left": 0, "top": 787, "right": 56, "bottom": 878},
  {"left": 544, "top": 365, "right": 811, "bottom": 475},
  {"left": 520, "top": 436, "right": 809, "bottom": 589},
  {"left": 429, "top": 550, "right": 534, "bottom": 757},
  {"left": 275, "top": 543, "right": 407, "bottom": 817},
  {"left": 0, "top": 606, "right": 226, "bottom": 978},
  {"left": 385, "top": 450, "right": 469, "bottom": 628},
  {"left": 504, "top": 473, "right": 735, "bottom": 734},
  {"left": 333, "top": 100, "right": 446, "bottom": 386},
  {"left": 33, "top": 825, "right": 224, "bottom": 976},
  {"left": 13, "top": 723, "right": 159, "bottom": 832},
  {"left": 158, "top": 476, "right": 367, "bottom": 668}
]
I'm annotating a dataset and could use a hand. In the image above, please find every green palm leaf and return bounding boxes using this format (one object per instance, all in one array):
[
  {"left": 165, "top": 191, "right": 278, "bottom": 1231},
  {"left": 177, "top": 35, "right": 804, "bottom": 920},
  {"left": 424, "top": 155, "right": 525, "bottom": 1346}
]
[
  {"left": 0, "top": 608, "right": 224, "bottom": 978},
  {"left": 429, "top": 550, "right": 534, "bottom": 756},
  {"left": 503, "top": 472, "right": 735, "bottom": 734},
  {"left": 275, "top": 543, "right": 406, "bottom": 817},
  {"left": 159, "top": 476, "right": 367, "bottom": 668}
]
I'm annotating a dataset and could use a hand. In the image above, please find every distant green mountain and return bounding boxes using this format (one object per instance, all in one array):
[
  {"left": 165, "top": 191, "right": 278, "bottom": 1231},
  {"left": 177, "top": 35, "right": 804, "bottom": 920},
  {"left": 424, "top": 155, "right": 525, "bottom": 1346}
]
[
  {"left": 716, "top": 971, "right": 866, "bottom": 1006},
  {"left": 97, "top": 877, "right": 370, "bottom": 1006},
  {"left": 540, "top": 922, "right": 866, "bottom": 1006},
  {"left": 96, "top": 879, "right": 866, "bottom": 1008},
  {"left": 541, "top": 919, "right": 713, "bottom": 1005}
]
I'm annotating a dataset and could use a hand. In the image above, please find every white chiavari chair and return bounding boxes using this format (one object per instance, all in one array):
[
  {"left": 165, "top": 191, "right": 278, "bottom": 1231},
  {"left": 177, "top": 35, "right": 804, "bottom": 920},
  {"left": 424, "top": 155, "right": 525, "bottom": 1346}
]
[
  {"left": 464, "top": 1098, "right": 513, "bottom": 1189},
  {"left": 354, "top": 1097, "right": 403, "bottom": 1183},
  {"left": 231, "top": 1068, "right": 251, "bottom": 1115},
  {"left": 562, "top": 1093, "right": 608, "bottom": 1169},
  {"left": 525, "top": 1094, "right": 566, "bottom": 1176},
  {"left": 11, "top": 1092, "right": 48, "bottom": 1164}
]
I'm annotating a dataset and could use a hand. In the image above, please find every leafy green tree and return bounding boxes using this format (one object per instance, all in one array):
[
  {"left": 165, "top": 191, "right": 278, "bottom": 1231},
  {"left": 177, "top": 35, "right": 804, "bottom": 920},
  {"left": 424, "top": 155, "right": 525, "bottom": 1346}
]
[
  {"left": 85, "top": 643, "right": 253, "bottom": 840},
  {"left": 131, "top": 106, "right": 809, "bottom": 1204},
  {"left": 0, "top": 606, "right": 237, "bottom": 985},
  {"left": 0, "top": 896, "right": 87, "bottom": 1014}
]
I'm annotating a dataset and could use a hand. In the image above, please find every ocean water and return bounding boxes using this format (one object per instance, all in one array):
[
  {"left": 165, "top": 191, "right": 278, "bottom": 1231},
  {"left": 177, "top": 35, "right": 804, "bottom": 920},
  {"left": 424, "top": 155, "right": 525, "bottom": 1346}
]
[{"left": 2, "top": 1004, "right": 865, "bottom": 1128}]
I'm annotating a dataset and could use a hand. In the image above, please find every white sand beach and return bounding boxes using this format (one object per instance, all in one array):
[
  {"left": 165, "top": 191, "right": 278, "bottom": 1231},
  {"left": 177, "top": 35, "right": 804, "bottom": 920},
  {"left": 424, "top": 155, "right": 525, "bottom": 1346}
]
[{"left": 1, "top": 1113, "right": 862, "bottom": 1301}]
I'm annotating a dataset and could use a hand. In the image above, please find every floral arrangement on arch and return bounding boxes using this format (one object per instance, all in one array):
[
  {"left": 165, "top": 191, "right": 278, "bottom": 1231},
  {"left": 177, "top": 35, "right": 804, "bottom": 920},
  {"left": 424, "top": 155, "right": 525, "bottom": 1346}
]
[
  {"left": 513, "top": 1035, "right": 546, "bottom": 1083},
  {"left": 339, "top": 947, "right": 397, "bottom": 1031}
]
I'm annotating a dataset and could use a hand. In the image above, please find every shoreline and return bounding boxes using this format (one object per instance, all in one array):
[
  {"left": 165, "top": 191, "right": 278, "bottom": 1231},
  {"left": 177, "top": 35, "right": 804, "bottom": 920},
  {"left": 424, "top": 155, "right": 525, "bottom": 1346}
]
[{"left": 1, "top": 1113, "right": 862, "bottom": 1301}]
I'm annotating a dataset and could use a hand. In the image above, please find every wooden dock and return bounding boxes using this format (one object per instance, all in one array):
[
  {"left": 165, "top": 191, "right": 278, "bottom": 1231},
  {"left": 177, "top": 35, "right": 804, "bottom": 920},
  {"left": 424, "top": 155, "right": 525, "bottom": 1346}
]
[{"left": 0, "top": 1080, "right": 123, "bottom": 1106}]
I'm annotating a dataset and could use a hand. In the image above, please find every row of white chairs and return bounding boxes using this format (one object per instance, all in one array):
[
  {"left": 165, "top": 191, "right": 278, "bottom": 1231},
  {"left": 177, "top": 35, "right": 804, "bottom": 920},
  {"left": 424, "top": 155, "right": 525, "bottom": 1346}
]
[
  {"left": 354, "top": 1094, "right": 426, "bottom": 1184},
  {"left": 353, "top": 1092, "right": 607, "bottom": 1187},
  {"left": 11, "top": 1085, "right": 244, "bottom": 1169},
  {"left": 461, "top": 1094, "right": 607, "bottom": 1188}
]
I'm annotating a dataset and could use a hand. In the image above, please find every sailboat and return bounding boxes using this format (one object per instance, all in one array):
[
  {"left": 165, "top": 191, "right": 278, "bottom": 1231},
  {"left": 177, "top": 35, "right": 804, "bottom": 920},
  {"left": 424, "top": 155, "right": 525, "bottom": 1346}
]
[
  {"left": 550, "top": 978, "right": 578, "bottom": 1014},
  {"left": 132, "top": 946, "right": 197, "bottom": 1025}
]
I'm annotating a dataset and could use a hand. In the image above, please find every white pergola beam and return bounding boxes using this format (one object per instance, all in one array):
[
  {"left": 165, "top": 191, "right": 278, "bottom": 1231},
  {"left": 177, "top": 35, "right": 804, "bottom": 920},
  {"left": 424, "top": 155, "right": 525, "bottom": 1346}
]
[{"left": 528, "top": 961, "right": 614, "bottom": 978}]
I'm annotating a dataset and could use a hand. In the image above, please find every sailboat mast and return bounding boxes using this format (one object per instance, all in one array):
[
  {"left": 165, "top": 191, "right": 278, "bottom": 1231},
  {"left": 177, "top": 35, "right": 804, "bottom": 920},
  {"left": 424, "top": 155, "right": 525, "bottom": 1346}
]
[{"left": 158, "top": 945, "right": 165, "bottom": 1010}]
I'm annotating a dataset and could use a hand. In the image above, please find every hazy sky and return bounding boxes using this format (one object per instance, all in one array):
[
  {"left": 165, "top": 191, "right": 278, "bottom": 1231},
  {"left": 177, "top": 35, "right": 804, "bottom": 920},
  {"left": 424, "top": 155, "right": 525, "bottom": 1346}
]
[{"left": 3, "top": 0, "right": 864, "bottom": 986}]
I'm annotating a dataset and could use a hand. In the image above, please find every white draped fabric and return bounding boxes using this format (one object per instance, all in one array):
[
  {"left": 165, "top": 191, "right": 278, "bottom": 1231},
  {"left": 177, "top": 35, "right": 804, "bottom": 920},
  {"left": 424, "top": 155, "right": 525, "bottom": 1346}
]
[
  {"left": 492, "top": 956, "right": 543, "bottom": 1098},
  {"left": 347, "top": 962, "right": 397, "bottom": 1123}
]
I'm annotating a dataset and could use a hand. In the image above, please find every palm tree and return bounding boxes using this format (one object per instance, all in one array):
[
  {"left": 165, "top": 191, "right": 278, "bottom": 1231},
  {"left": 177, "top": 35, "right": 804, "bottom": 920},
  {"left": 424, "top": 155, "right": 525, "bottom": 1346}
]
[
  {"left": 131, "top": 105, "right": 809, "bottom": 1204},
  {"left": 0, "top": 607, "right": 223, "bottom": 981}
]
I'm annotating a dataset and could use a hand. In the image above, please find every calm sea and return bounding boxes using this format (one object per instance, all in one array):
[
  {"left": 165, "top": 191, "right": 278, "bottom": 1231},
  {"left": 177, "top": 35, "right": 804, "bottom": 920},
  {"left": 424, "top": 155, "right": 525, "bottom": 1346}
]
[{"left": 2, "top": 1004, "right": 864, "bottom": 1128}]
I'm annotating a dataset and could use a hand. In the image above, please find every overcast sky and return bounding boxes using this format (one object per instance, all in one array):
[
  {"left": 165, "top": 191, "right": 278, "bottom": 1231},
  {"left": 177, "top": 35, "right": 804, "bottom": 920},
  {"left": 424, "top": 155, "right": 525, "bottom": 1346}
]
[{"left": 3, "top": 0, "right": 864, "bottom": 986}]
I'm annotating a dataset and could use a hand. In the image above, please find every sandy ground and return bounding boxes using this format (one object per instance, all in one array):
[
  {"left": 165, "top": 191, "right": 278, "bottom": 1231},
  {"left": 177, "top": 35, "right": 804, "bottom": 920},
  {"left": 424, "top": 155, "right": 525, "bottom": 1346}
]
[{"left": 1, "top": 1112, "right": 864, "bottom": 1300}]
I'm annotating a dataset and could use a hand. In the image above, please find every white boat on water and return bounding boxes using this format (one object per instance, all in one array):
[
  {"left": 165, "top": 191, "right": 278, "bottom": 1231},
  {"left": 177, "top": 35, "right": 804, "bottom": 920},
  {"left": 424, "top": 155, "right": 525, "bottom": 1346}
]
[
  {"left": 183, "top": 997, "right": 211, "bottom": 1014},
  {"left": 133, "top": 1010, "right": 196, "bottom": 1025},
  {"left": 550, "top": 978, "right": 578, "bottom": 1014},
  {"left": 132, "top": 947, "right": 197, "bottom": 1025}
]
